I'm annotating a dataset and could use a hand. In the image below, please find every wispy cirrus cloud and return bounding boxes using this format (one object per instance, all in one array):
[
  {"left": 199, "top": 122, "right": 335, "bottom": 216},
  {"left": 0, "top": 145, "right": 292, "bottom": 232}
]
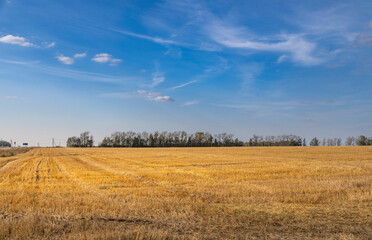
[
  {"left": 1, "top": 58, "right": 135, "bottom": 83},
  {"left": 151, "top": 71, "right": 165, "bottom": 87},
  {"left": 92, "top": 53, "right": 122, "bottom": 65},
  {"left": 138, "top": 0, "right": 359, "bottom": 66},
  {"left": 288, "top": 5, "right": 359, "bottom": 42},
  {"left": 0, "top": 58, "right": 40, "bottom": 65},
  {"left": 207, "top": 23, "right": 321, "bottom": 66},
  {"left": 0, "top": 35, "right": 35, "bottom": 47}
]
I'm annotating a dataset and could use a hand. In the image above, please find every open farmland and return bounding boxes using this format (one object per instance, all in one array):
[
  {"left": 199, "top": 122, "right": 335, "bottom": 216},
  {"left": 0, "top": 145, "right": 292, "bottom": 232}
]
[{"left": 0, "top": 147, "right": 371, "bottom": 239}]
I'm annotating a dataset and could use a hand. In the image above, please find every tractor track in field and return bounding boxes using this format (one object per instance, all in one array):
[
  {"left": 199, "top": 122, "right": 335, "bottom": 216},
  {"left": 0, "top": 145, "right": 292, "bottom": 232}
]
[
  {"left": 0, "top": 211, "right": 154, "bottom": 226},
  {"left": 34, "top": 157, "right": 43, "bottom": 182},
  {"left": 54, "top": 154, "right": 133, "bottom": 198},
  {"left": 48, "top": 154, "right": 159, "bottom": 226},
  {"left": 0, "top": 157, "right": 19, "bottom": 169}
]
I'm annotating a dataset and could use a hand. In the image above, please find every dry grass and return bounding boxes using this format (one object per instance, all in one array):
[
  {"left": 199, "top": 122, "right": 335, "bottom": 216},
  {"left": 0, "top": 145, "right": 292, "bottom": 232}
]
[
  {"left": 0, "top": 147, "right": 371, "bottom": 239},
  {"left": 0, "top": 148, "right": 33, "bottom": 158}
]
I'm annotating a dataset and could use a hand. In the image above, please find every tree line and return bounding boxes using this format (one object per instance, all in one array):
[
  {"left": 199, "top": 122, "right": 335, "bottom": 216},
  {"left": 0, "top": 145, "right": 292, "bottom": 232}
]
[
  {"left": 65, "top": 132, "right": 372, "bottom": 147},
  {"left": 309, "top": 135, "right": 372, "bottom": 146},
  {"left": 247, "top": 135, "right": 303, "bottom": 146},
  {"left": 66, "top": 132, "right": 94, "bottom": 147},
  {"left": 99, "top": 131, "right": 244, "bottom": 147}
]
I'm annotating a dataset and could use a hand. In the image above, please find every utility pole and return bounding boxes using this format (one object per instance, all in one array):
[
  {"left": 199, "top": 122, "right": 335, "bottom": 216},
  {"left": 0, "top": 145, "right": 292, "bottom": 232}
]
[{"left": 52, "top": 138, "right": 55, "bottom": 148}]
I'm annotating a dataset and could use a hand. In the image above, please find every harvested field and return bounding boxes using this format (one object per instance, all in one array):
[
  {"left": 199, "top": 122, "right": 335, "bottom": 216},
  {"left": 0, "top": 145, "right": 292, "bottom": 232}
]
[{"left": 0, "top": 147, "right": 371, "bottom": 239}]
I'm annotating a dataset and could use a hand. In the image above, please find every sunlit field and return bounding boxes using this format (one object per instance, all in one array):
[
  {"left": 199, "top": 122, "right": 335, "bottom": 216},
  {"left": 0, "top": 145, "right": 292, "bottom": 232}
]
[{"left": 0, "top": 147, "right": 371, "bottom": 239}]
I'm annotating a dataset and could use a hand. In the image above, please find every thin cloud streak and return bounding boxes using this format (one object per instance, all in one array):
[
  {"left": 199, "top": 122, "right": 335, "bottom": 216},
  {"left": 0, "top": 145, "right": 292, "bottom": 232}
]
[
  {"left": 1, "top": 58, "right": 136, "bottom": 83},
  {"left": 183, "top": 100, "right": 198, "bottom": 106},
  {"left": 0, "top": 58, "right": 40, "bottom": 65},
  {"left": 169, "top": 80, "right": 198, "bottom": 90},
  {"left": 102, "top": 90, "right": 174, "bottom": 102},
  {"left": 111, "top": 28, "right": 183, "bottom": 46}
]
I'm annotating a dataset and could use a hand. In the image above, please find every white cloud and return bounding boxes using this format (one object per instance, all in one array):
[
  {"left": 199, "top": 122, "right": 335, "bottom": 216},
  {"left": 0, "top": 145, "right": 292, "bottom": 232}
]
[
  {"left": 92, "top": 53, "right": 122, "bottom": 65},
  {"left": 56, "top": 55, "right": 74, "bottom": 65},
  {"left": 45, "top": 42, "right": 56, "bottom": 48},
  {"left": 183, "top": 100, "right": 198, "bottom": 106},
  {"left": 151, "top": 71, "right": 165, "bottom": 87},
  {"left": 103, "top": 90, "right": 174, "bottom": 103},
  {"left": 149, "top": 95, "right": 174, "bottom": 102},
  {"left": 0, "top": 35, "right": 34, "bottom": 47},
  {"left": 74, "top": 52, "right": 87, "bottom": 58},
  {"left": 56, "top": 52, "right": 87, "bottom": 65}
]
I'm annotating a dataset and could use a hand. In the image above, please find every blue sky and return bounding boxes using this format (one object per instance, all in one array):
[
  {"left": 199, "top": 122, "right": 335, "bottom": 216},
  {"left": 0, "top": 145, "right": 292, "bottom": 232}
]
[{"left": 0, "top": 0, "right": 371, "bottom": 146}]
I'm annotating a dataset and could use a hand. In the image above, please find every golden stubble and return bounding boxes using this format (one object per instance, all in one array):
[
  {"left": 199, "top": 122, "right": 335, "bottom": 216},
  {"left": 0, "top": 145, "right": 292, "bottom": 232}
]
[{"left": 0, "top": 147, "right": 371, "bottom": 239}]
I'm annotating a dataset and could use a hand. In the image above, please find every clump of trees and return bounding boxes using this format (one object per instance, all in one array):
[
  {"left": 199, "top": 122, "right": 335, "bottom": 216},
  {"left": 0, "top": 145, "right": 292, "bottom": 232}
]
[
  {"left": 247, "top": 135, "right": 303, "bottom": 146},
  {"left": 310, "top": 137, "right": 320, "bottom": 146},
  {"left": 319, "top": 137, "right": 343, "bottom": 146},
  {"left": 345, "top": 135, "right": 372, "bottom": 146},
  {"left": 0, "top": 140, "right": 11, "bottom": 147},
  {"left": 99, "top": 131, "right": 244, "bottom": 147},
  {"left": 66, "top": 132, "right": 94, "bottom": 147}
]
